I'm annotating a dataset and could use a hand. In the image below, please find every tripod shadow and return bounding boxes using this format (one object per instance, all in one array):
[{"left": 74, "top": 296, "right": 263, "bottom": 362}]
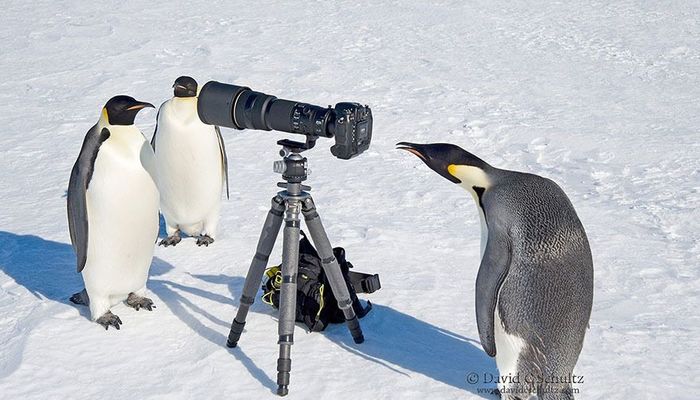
[
  {"left": 189, "top": 273, "right": 498, "bottom": 398},
  {"left": 325, "top": 304, "right": 498, "bottom": 397},
  {"left": 149, "top": 271, "right": 276, "bottom": 390},
  {"left": 0, "top": 230, "right": 273, "bottom": 390}
]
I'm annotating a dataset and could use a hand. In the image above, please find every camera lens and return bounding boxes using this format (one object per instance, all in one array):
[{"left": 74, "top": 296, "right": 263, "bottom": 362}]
[
  {"left": 198, "top": 81, "right": 334, "bottom": 137},
  {"left": 233, "top": 90, "right": 276, "bottom": 131},
  {"left": 197, "top": 81, "right": 248, "bottom": 128},
  {"left": 197, "top": 81, "right": 372, "bottom": 159},
  {"left": 290, "top": 104, "right": 333, "bottom": 138}
]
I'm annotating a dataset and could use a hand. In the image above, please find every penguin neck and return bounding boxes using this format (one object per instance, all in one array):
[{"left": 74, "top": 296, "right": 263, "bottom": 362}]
[
  {"left": 470, "top": 191, "right": 489, "bottom": 259},
  {"left": 97, "top": 108, "right": 144, "bottom": 154},
  {"left": 449, "top": 165, "right": 493, "bottom": 259},
  {"left": 170, "top": 97, "right": 198, "bottom": 121}
]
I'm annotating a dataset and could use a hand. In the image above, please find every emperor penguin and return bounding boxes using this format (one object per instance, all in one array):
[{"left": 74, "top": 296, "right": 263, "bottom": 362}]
[
  {"left": 151, "top": 76, "right": 229, "bottom": 247},
  {"left": 397, "top": 142, "right": 593, "bottom": 399},
  {"left": 67, "top": 96, "right": 159, "bottom": 330}
]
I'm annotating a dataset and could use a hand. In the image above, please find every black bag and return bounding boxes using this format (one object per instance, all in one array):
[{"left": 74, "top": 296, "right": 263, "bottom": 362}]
[{"left": 262, "top": 231, "right": 380, "bottom": 332}]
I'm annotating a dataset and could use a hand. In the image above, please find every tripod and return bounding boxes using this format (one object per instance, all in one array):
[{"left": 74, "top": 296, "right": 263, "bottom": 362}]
[{"left": 226, "top": 140, "right": 365, "bottom": 396}]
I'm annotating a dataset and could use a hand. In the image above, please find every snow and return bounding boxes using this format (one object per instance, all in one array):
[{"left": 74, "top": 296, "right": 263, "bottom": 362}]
[{"left": 1, "top": 1, "right": 698, "bottom": 399}]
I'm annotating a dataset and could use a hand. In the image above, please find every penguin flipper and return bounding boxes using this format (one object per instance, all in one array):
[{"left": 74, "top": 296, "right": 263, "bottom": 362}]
[
  {"left": 475, "top": 229, "right": 512, "bottom": 357},
  {"left": 67, "top": 125, "right": 111, "bottom": 272},
  {"left": 215, "top": 125, "right": 230, "bottom": 200},
  {"left": 150, "top": 104, "right": 163, "bottom": 151}
]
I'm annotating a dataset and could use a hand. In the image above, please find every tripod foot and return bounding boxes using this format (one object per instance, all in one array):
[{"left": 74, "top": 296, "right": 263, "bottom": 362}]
[
  {"left": 346, "top": 316, "right": 365, "bottom": 344},
  {"left": 277, "top": 385, "right": 289, "bottom": 396}
]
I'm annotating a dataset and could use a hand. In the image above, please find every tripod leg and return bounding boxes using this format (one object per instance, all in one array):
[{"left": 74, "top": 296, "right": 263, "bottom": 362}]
[
  {"left": 301, "top": 197, "right": 365, "bottom": 344},
  {"left": 276, "top": 200, "right": 302, "bottom": 396},
  {"left": 227, "top": 196, "right": 285, "bottom": 348}
]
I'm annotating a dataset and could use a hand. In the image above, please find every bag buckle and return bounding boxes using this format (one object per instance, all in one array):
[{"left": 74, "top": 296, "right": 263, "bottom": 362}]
[{"left": 361, "top": 274, "right": 381, "bottom": 294}]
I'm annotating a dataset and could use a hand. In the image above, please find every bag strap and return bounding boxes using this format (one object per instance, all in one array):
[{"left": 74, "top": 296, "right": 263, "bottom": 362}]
[{"left": 347, "top": 271, "right": 381, "bottom": 294}]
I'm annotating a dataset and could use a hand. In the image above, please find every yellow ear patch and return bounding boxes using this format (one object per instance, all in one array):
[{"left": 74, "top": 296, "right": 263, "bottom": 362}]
[
  {"left": 447, "top": 164, "right": 459, "bottom": 178},
  {"left": 99, "top": 107, "right": 109, "bottom": 125},
  {"left": 447, "top": 164, "right": 491, "bottom": 188}
]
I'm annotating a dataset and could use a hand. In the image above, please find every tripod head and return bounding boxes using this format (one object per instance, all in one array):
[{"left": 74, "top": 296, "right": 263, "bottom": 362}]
[{"left": 274, "top": 139, "right": 311, "bottom": 187}]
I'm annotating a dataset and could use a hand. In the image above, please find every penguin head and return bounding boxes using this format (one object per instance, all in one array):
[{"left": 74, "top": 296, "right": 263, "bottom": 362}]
[
  {"left": 397, "top": 142, "right": 493, "bottom": 198},
  {"left": 173, "top": 76, "right": 198, "bottom": 98},
  {"left": 103, "top": 96, "right": 154, "bottom": 125}
]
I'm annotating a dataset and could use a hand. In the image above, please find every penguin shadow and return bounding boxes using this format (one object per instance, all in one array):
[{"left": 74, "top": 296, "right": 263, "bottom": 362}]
[
  {"left": 180, "top": 273, "right": 498, "bottom": 398},
  {"left": 0, "top": 231, "right": 274, "bottom": 388},
  {"left": 148, "top": 270, "right": 276, "bottom": 390},
  {"left": 158, "top": 213, "right": 168, "bottom": 239},
  {"left": 0, "top": 231, "right": 176, "bottom": 320},
  {"left": 0, "top": 231, "right": 85, "bottom": 313}
]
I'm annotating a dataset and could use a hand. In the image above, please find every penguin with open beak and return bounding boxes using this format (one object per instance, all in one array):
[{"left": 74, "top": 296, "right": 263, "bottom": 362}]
[{"left": 397, "top": 142, "right": 593, "bottom": 399}]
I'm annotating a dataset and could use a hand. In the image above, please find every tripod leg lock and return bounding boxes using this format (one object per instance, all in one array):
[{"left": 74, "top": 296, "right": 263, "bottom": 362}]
[
  {"left": 337, "top": 298, "right": 353, "bottom": 309},
  {"left": 277, "top": 342, "right": 293, "bottom": 396},
  {"left": 278, "top": 334, "right": 294, "bottom": 345},
  {"left": 346, "top": 316, "right": 365, "bottom": 344},
  {"left": 253, "top": 252, "right": 270, "bottom": 263},
  {"left": 239, "top": 295, "right": 254, "bottom": 306},
  {"left": 277, "top": 356, "right": 292, "bottom": 396},
  {"left": 227, "top": 319, "right": 246, "bottom": 348}
]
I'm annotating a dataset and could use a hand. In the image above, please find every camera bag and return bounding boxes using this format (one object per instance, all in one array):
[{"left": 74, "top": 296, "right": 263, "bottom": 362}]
[{"left": 261, "top": 231, "right": 380, "bottom": 332}]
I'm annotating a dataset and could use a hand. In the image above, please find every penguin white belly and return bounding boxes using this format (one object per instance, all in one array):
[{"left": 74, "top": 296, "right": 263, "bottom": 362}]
[
  {"left": 82, "top": 128, "right": 159, "bottom": 316},
  {"left": 493, "top": 302, "right": 527, "bottom": 389},
  {"left": 155, "top": 107, "right": 223, "bottom": 235}
]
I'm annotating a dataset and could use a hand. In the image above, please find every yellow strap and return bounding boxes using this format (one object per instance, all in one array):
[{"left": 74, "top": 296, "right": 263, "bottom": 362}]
[
  {"left": 265, "top": 266, "right": 281, "bottom": 279},
  {"left": 261, "top": 291, "right": 274, "bottom": 306},
  {"left": 315, "top": 284, "right": 325, "bottom": 321}
]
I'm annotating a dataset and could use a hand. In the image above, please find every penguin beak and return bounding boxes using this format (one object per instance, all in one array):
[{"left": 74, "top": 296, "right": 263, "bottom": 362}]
[
  {"left": 396, "top": 142, "right": 462, "bottom": 184},
  {"left": 126, "top": 101, "right": 155, "bottom": 111},
  {"left": 396, "top": 142, "right": 428, "bottom": 162}
]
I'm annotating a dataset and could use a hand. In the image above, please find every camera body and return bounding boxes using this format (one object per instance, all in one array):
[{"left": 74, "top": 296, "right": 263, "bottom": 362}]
[
  {"left": 197, "top": 81, "right": 372, "bottom": 159},
  {"left": 330, "top": 103, "right": 372, "bottom": 160}
]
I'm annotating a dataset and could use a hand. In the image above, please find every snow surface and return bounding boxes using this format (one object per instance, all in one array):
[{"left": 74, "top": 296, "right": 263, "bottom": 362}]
[{"left": 1, "top": 1, "right": 698, "bottom": 399}]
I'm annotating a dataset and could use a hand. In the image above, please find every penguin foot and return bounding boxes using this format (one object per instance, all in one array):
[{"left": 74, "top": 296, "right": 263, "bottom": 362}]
[
  {"left": 196, "top": 235, "right": 214, "bottom": 247},
  {"left": 69, "top": 289, "right": 89, "bottom": 306},
  {"left": 96, "top": 311, "right": 122, "bottom": 330},
  {"left": 126, "top": 293, "right": 155, "bottom": 311},
  {"left": 159, "top": 234, "right": 181, "bottom": 247}
]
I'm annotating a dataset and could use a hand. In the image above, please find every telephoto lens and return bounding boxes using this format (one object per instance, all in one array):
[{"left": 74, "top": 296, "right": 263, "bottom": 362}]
[
  {"left": 197, "top": 81, "right": 333, "bottom": 136},
  {"left": 197, "top": 81, "right": 373, "bottom": 159}
]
